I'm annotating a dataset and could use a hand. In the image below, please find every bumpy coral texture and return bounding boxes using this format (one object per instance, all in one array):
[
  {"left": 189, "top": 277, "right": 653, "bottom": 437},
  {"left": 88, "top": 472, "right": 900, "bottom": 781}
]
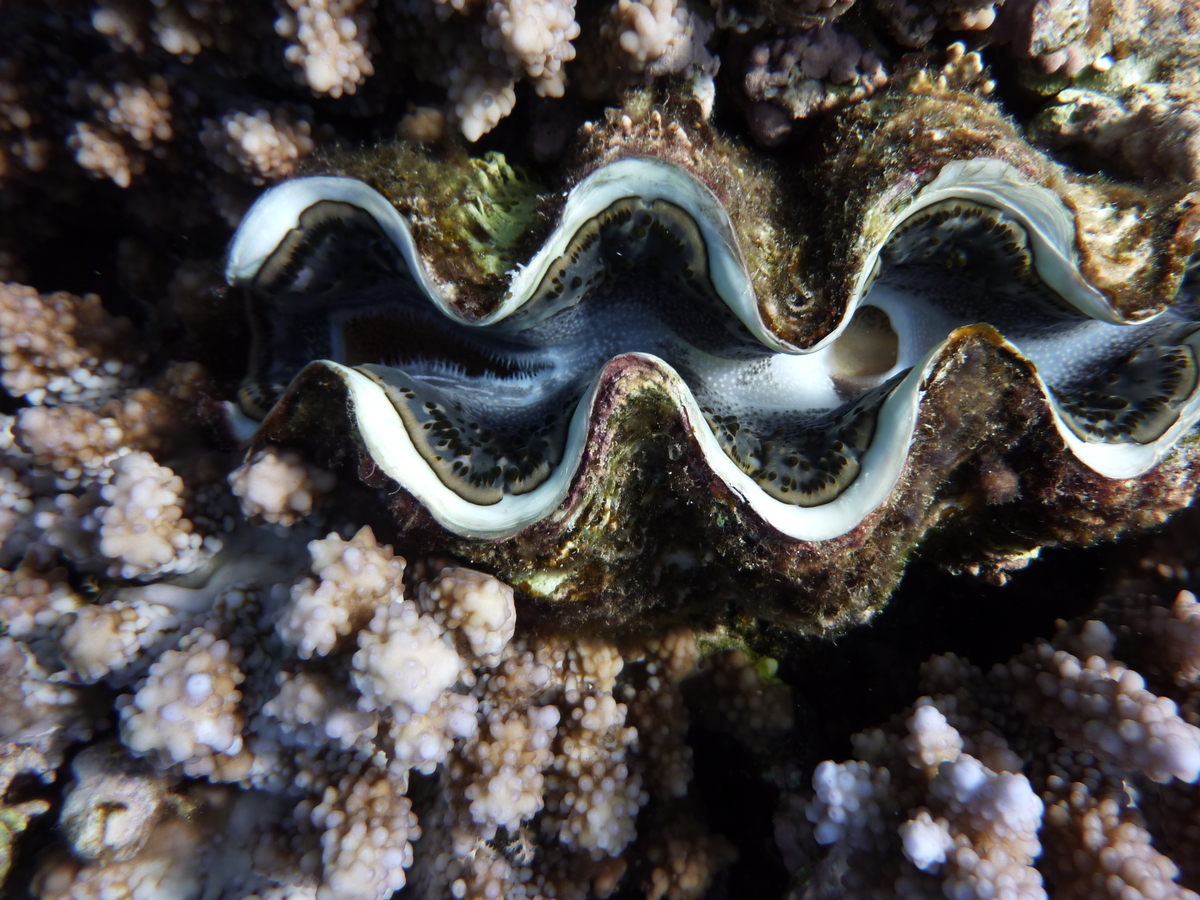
[
  {"left": 306, "top": 766, "right": 419, "bottom": 900},
  {"left": 581, "top": 0, "right": 714, "bottom": 98},
  {"left": 0, "top": 352, "right": 757, "bottom": 900},
  {"left": 874, "top": 0, "right": 1001, "bottom": 48},
  {"left": 58, "top": 593, "right": 182, "bottom": 683},
  {"left": 1, "top": 636, "right": 91, "bottom": 767},
  {"left": 69, "top": 76, "right": 173, "bottom": 188},
  {"left": 417, "top": 565, "right": 517, "bottom": 666},
  {"left": 277, "top": 525, "right": 405, "bottom": 659},
  {"left": 542, "top": 689, "right": 647, "bottom": 858},
  {"left": 780, "top": 587, "right": 1200, "bottom": 898},
  {"left": 2, "top": 286, "right": 1199, "bottom": 898},
  {"left": 98, "top": 451, "right": 213, "bottom": 580},
  {"left": 1, "top": 486, "right": 752, "bottom": 900},
  {"left": 0, "top": 284, "right": 140, "bottom": 408},
  {"left": 34, "top": 815, "right": 209, "bottom": 900},
  {"left": 276, "top": 0, "right": 375, "bottom": 97},
  {"left": 229, "top": 444, "right": 336, "bottom": 525},
  {"left": 118, "top": 627, "right": 248, "bottom": 774},
  {"left": 352, "top": 598, "right": 466, "bottom": 720},
  {"left": 0, "top": 58, "right": 50, "bottom": 186},
  {"left": 484, "top": 0, "right": 580, "bottom": 98},
  {"left": 200, "top": 108, "right": 318, "bottom": 184}
]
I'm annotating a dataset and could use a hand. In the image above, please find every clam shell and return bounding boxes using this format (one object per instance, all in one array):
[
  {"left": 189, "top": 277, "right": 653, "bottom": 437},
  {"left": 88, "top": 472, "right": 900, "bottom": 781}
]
[{"left": 227, "top": 85, "right": 1200, "bottom": 631}]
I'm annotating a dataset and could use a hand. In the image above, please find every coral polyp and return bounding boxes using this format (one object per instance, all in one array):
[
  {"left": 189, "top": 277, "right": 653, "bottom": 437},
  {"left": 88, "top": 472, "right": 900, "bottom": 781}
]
[{"left": 228, "top": 80, "right": 1200, "bottom": 629}]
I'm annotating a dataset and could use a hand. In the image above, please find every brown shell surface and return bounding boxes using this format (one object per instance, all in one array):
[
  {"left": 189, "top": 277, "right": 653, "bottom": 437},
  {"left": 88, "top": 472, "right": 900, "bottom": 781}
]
[
  {"left": 244, "top": 78, "right": 1200, "bottom": 636},
  {"left": 323, "top": 79, "right": 1200, "bottom": 348}
]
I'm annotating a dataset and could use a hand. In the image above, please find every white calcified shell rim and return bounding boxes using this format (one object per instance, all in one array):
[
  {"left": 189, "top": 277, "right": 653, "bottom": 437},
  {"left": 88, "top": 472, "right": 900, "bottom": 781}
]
[
  {"left": 226, "top": 157, "right": 1147, "bottom": 353},
  {"left": 317, "top": 327, "right": 1194, "bottom": 543},
  {"left": 1045, "top": 329, "right": 1200, "bottom": 479},
  {"left": 227, "top": 157, "right": 1200, "bottom": 541},
  {"left": 830, "top": 158, "right": 1141, "bottom": 356},
  {"left": 320, "top": 352, "right": 931, "bottom": 541},
  {"left": 226, "top": 159, "right": 782, "bottom": 347}
]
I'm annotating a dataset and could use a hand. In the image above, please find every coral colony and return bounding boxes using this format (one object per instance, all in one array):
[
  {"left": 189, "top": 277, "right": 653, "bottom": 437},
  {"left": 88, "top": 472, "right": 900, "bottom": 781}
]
[{"left": 1, "top": 0, "right": 1200, "bottom": 898}]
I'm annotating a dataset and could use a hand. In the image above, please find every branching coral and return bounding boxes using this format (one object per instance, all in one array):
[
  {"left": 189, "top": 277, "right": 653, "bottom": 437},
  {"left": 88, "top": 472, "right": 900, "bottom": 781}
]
[
  {"left": 0, "top": 636, "right": 92, "bottom": 767},
  {"left": 781, "top": 588, "right": 1200, "bottom": 898},
  {"left": 686, "top": 649, "right": 794, "bottom": 750},
  {"left": 58, "top": 591, "right": 183, "bottom": 683},
  {"left": 276, "top": 0, "right": 376, "bottom": 97},
  {"left": 0, "top": 562, "right": 82, "bottom": 653},
  {"left": 579, "top": 0, "right": 715, "bottom": 98},
  {"left": 6, "top": 275, "right": 1198, "bottom": 897},
  {"left": 306, "top": 766, "right": 419, "bottom": 900},
  {"left": 0, "top": 57, "right": 51, "bottom": 185},
  {"left": 277, "top": 525, "right": 406, "bottom": 659},
  {"left": 542, "top": 689, "right": 646, "bottom": 858},
  {"left": 0, "top": 514, "right": 750, "bottom": 900},
  {"left": 991, "top": 0, "right": 1198, "bottom": 77},
  {"left": 993, "top": 638, "right": 1200, "bottom": 785},
  {"left": 34, "top": 799, "right": 219, "bottom": 900},
  {"left": 98, "top": 451, "right": 214, "bottom": 580},
  {"left": 352, "top": 597, "right": 466, "bottom": 719},
  {"left": 0, "top": 358, "right": 754, "bottom": 899},
  {"left": 229, "top": 445, "right": 336, "bottom": 526},
  {"left": 200, "top": 108, "right": 318, "bottom": 185},
  {"left": 0, "top": 284, "right": 140, "bottom": 408},
  {"left": 69, "top": 76, "right": 174, "bottom": 188},
  {"left": 91, "top": 0, "right": 257, "bottom": 59},
  {"left": 2, "top": 441, "right": 768, "bottom": 896},
  {"left": 425, "top": 0, "right": 583, "bottom": 139},
  {"left": 417, "top": 566, "right": 516, "bottom": 666},
  {"left": 118, "top": 626, "right": 249, "bottom": 775},
  {"left": 483, "top": 0, "right": 580, "bottom": 99}
]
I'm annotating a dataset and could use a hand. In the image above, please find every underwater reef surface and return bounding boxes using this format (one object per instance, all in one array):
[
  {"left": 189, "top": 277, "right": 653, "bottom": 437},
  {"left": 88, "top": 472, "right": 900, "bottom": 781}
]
[{"left": 1, "top": 0, "right": 1199, "bottom": 897}]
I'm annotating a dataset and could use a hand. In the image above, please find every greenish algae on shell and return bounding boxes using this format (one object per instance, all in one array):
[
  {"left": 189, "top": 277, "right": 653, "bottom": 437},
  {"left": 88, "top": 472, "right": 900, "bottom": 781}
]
[
  {"left": 317, "top": 146, "right": 546, "bottom": 320},
  {"left": 232, "top": 78, "right": 1200, "bottom": 636},
  {"left": 797, "top": 64, "right": 1200, "bottom": 347}
]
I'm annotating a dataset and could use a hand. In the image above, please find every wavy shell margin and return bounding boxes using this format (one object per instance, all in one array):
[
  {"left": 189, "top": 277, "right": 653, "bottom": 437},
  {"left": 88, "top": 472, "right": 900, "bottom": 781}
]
[{"left": 232, "top": 80, "right": 1200, "bottom": 634}]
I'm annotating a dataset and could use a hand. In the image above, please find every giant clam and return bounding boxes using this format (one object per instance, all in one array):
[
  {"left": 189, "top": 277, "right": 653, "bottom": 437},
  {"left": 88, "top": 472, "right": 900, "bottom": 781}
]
[{"left": 227, "top": 79, "right": 1200, "bottom": 633}]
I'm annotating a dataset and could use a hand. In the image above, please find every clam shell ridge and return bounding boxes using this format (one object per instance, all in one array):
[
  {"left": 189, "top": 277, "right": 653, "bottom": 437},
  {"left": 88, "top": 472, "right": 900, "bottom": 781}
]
[{"left": 227, "top": 106, "right": 1200, "bottom": 629}]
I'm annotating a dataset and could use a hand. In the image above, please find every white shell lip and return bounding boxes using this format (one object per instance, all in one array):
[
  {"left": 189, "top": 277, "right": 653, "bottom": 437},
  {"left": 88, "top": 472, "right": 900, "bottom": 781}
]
[
  {"left": 225, "top": 159, "right": 786, "bottom": 348},
  {"left": 818, "top": 158, "right": 1155, "bottom": 357},
  {"left": 227, "top": 157, "right": 1153, "bottom": 352},
  {"left": 321, "top": 352, "right": 932, "bottom": 542},
  {"left": 228, "top": 157, "right": 1200, "bottom": 542},
  {"left": 226, "top": 175, "right": 446, "bottom": 306},
  {"left": 1044, "top": 329, "right": 1200, "bottom": 480}
]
